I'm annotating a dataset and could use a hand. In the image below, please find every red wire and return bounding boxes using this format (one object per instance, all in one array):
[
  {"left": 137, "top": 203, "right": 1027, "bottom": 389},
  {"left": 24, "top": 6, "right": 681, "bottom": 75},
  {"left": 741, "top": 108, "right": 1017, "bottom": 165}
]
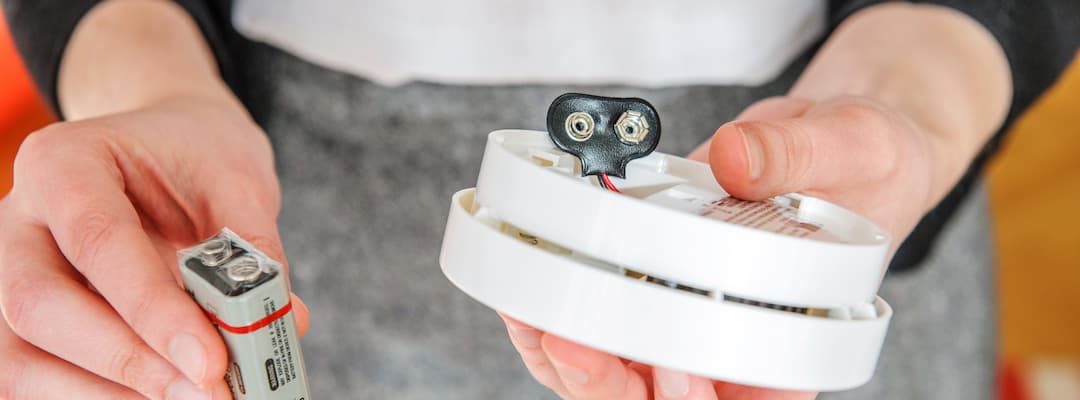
[{"left": 599, "top": 173, "right": 622, "bottom": 194}]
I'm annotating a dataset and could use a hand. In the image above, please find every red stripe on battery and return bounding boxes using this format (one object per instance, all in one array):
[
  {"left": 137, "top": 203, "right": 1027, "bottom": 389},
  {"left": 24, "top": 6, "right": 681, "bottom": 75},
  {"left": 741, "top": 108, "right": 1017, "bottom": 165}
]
[{"left": 204, "top": 301, "right": 293, "bottom": 334}]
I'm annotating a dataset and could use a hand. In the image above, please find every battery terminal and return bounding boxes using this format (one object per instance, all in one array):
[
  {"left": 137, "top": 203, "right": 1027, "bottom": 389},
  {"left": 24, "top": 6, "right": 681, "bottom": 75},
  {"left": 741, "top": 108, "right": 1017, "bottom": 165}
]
[
  {"left": 225, "top": 255, "right": 263, "bottom": 283},
  {"left": 199, "top": 238, "right": 234, "bottom": 267}
]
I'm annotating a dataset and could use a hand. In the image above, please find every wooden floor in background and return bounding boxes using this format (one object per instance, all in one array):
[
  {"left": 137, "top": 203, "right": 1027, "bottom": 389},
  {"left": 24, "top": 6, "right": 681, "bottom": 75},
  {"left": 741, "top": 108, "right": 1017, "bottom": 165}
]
[{"left": 989, "top": 52, "right": 1080, "bottom": 361}]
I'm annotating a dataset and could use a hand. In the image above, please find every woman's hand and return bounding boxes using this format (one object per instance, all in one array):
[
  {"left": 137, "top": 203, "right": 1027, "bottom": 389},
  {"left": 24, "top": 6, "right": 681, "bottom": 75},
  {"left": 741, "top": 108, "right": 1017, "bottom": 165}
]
[
  {"left": 0, "top": 95, "right": 309, "bottom": 400},
  {"left": 499, "top": 93, "right": 944, "bottom": 400},
  {"left": 502, "top": 4, "right": 1011, "bottom": 398}
]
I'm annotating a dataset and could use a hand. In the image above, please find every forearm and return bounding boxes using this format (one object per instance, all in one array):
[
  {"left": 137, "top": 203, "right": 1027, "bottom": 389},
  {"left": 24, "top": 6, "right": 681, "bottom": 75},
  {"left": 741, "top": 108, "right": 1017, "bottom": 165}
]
[
  {"left": 790, "top": 3, "right": 1011, "bottom": 211},
  {"left": 58, "top": 0, "right": 240, "bottom": 120}
]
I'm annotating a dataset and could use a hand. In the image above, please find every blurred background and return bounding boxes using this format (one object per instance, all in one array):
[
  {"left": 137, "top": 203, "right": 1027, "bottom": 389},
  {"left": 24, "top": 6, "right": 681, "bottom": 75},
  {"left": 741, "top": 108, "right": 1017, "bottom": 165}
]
[{"left": 1, "top": 10, "right": 1077, "bottom": 400}]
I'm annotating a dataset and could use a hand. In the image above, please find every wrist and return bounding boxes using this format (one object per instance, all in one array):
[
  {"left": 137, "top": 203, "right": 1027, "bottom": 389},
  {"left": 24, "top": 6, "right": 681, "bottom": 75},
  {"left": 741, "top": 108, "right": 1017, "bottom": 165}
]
[{"left": 58, "top": 0, "right": 233, "bottom": 120}]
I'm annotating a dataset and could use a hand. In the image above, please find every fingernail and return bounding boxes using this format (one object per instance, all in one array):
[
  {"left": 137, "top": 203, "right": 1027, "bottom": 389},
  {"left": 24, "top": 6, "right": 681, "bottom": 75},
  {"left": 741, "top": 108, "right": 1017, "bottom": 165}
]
[
  {"left": 169, "top": 334, "right": 207, "bottom": 384},
  {"left": 739, "top": 125, "right": 765, "bottom": 180},
  {"left": 552, "top": 361, "right": 590, "bottom": 385},
  {"left": 166, "top": 378, "right": 213, "bottom": 400},
  {"left": 655, "top": 367, "right": 690, "bottom": 398},
  {"left": 507, "top": 325, "right": 541, "bottom": 349}
]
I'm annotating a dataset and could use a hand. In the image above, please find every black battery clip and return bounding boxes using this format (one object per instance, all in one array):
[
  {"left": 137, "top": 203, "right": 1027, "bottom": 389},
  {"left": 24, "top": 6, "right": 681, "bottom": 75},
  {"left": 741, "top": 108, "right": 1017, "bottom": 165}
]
[{"left": 545, "top": 93, "right": 662, "bottom": 179}]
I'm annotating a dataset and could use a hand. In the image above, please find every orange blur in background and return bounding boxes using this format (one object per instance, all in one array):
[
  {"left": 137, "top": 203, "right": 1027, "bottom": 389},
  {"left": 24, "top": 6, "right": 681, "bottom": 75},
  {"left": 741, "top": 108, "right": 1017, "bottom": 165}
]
[
  {"left": 1, "top": 9, "right": 1078, "bottom": 400},
  {"left": 0, "top": 14, "right": 53, "bottom": 194}
]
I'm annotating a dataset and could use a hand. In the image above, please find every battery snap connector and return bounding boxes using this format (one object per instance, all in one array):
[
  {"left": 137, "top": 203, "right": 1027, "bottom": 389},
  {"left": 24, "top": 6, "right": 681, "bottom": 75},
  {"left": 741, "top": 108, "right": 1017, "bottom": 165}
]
[{"left": 546, "top": 93, "right": 661, "bottom": 179}]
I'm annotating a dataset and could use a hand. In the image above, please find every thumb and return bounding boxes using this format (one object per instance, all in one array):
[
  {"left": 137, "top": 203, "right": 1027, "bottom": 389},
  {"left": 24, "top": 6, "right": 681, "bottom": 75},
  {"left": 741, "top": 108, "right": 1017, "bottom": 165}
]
[
  {"left": 688, "top": 96, "right": 814, "bottom": 162},
  {"left": 708, "top": 99, "right": 897, "bottom": 200}
]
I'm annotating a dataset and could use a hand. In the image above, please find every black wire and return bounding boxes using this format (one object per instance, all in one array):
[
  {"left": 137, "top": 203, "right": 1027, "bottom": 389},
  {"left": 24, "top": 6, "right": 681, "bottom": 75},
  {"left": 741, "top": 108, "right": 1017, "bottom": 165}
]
[{"left": 596, "top": 174, "right": 611, "bottom": 191}]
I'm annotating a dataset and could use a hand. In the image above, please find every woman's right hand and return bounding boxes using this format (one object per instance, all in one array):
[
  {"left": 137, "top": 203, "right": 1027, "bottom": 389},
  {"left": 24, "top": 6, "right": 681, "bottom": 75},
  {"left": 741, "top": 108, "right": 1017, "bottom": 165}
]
[{"left": 0, "top": 95, "right": 309, "bottom": 400}]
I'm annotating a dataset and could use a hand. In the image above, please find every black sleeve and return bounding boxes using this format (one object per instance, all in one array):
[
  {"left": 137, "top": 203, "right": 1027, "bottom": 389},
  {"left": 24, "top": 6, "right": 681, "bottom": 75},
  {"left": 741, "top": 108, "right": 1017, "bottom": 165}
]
[
  {"left": 829, "top": 0, "right": 1080, "bottom": 271},
  {"left": 1, "top": 0, "right": 237, "bottom": 119}
]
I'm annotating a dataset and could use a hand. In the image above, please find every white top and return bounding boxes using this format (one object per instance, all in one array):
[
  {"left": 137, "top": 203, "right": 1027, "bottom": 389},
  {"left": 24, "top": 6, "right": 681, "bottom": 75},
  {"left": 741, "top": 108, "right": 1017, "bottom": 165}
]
[{"left": 232, "top": 0, "right": 826, "bottom": 87}]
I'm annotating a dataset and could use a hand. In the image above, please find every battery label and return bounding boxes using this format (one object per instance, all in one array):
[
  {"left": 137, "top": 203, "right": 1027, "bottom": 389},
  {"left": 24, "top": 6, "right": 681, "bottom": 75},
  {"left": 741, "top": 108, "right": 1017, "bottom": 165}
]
[
  {"left": 263, "top": 298, "right": 300, "bottom": 390},
  {"left": 701, "top": 197, "right": 841, "bottom": 242}
]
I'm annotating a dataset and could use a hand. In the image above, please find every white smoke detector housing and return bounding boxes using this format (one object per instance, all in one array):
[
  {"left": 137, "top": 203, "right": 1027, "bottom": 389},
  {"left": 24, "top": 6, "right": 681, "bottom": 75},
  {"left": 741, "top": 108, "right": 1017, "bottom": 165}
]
[{"left": 439, "top": 130, "right": 892, "bottom": 391}]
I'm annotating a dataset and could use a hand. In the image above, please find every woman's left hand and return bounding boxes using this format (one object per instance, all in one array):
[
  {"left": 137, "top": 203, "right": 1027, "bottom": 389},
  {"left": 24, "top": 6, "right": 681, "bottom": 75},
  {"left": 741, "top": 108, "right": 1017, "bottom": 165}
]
[
  {"left": 499, "top": 92, "right": 960, "bottom": 400},
  {"left": 500, "top": 3, "right": 1014, "bottom": 397}
]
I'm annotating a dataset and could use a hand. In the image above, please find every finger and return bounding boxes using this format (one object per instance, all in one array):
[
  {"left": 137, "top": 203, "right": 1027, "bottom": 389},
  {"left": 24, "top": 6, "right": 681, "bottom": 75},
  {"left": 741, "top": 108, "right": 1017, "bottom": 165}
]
[
  {"left": 652, "top": 368, "right": 718, "bottom": 400},
  {"left": 0, "top": 323, "right": 144, "bottom": 400},
  {"left": 498, "top": 314, "right": 571, "bottom": 398},
  {"left": 708, "top": 97, "right": 900, "bottom": 200},
  {"left": 147, "top": 229, "right": 188, "bottom": 286},
  {"left": 541, "top": 334, "right": 648, "bottom": 400},
  {"left": 626, "top": 362, "right": 654, "bottom": 394},
  {"left": 687, "top": 97, "right": 814, "bottom": 162},
  {"left": 734, "top": 97, "right": 815, "bottom": 121},
  {"left": 0, "top": 223, "right": 225, "bottom": 399},
  {"left": 199, "top": 170, "right": 284, "bottom": 265},
  {"left": 292, "top": 292, "right": 311, "bottom": 337},
  {"left": 16, "top": 134, "right": 229, "bottom": 387},
  {"left": 713, "top": 381, "right": 817, "bottom": 400}
]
